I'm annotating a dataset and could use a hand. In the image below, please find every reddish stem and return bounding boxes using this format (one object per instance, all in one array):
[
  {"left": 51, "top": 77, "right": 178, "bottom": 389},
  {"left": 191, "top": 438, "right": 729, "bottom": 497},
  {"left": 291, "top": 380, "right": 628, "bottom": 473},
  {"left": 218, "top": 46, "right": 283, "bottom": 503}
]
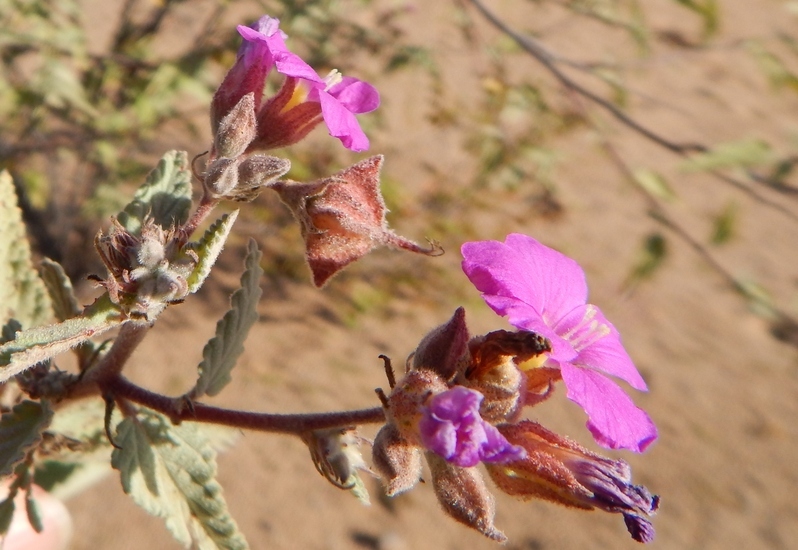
[
  {"left": 178, "top": 195, "right": 219, "bottom": 244},
  {"left": 102, "top": 375, "right": 387, "bottom": 434}
]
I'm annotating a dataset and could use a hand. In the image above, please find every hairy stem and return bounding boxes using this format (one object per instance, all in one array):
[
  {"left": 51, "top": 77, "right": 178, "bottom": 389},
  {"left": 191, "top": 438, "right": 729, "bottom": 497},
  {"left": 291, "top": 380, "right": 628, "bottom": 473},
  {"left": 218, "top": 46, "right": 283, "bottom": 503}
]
[
  {"left": 103, "top": 375, "right": 387, "bottom": 434},
  {"left": 67, "top": 322, "right": 151, "bottom": 399},
  {"left": 178, "top": 195, "right": 219, "bottom": 244}
]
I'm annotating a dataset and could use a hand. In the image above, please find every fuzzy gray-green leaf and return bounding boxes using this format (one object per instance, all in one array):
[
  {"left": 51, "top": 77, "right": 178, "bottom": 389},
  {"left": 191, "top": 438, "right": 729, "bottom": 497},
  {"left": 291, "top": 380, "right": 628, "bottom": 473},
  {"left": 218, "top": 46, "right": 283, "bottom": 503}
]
[
  {"left": 185, "top": 210, "right": 239, "bottom": 294},
  {"left": 112, "top": 411, "right": 248, "bottom": 549},
  {"left": 25, "top": 487, "right": 44, "bottom": 533},
  {"left": 117, "top": 151, "right": 193, "bottom": 234},
  {"left": 39, "top": 258, "right": 82, "bottom": 322},
  {"left": 191, "top": 239, "right": 262, "bottom": 399},
  {"left": 0, "top": 401, "right": 54, "bottom": 477},
  {"left": 0, "top": 170, "right": 52, "bottom": 330},
  {"left": 0, "top": 294, "right": 124, "bottom": 382},
  {"left": 0, "top": 496, "right": 15, "bottom": 535}
]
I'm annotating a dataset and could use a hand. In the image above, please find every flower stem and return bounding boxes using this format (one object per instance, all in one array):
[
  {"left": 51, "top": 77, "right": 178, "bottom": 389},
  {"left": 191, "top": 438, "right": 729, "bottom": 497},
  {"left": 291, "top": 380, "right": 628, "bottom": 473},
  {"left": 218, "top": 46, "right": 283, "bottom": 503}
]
[
  {"left": 178, "top": 195, "right": 219, "bottom": 244},
  {"left": 67, "top": 323, "right": 151, "bottom": 399},
  {"left": 102, "top": 375, "right": 387, "bottom": 434}
]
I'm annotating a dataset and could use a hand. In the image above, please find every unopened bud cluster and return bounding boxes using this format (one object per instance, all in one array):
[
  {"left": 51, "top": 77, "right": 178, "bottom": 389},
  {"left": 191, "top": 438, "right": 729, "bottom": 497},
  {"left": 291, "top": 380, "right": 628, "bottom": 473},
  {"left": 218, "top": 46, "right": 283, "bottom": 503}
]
[{"left": 94, "top": 220, "right": 194, "bottom": 320}]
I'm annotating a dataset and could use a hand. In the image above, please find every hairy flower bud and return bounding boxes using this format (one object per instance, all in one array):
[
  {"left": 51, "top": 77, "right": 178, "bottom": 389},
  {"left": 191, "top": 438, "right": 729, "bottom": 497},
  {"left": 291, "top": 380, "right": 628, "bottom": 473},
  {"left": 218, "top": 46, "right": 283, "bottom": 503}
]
[
  {"left": 459, "top": 330, "right": 552, "bottom": 423},
  {"left": 213, "top": 92, "right": 257, "bottom": 159},
  {"left": 94, "top": 219, "right": 193, "bottom": 319},
  {"left": 204, "top": 155, "right": 290, "bottom": 202},
  {"left": 386, "top": 369, "right": 449, "bottom": 445},
  {"left": 204, "top": 158, "right": 240, "bottom": 198},
  {"left": 371, "top": 424, "right": 422, "bottom": 496},
  {"left": 235, "top": 155, "right": 291, "bottom": 201},
  {"left": 485, "top": 421, "right": 659, "bottom": 543},
  {"left": 303, "top": 428, "right": 371, "bottom": 504},
  {"left": 271, "top": 155, "right": 441, "bottom": 286},
  {"left": 425, "top": 452, "right": 506, "bottom": 542},
  {"left": 411, "top": 307, "right": 470, "bottom": 382}
]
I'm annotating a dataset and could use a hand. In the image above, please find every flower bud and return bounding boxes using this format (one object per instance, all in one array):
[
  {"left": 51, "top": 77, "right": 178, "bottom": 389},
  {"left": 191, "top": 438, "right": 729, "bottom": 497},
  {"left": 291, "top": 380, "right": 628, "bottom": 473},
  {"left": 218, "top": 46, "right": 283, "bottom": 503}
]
[
  {"left": 204, "top": 158, "right": 240, "bottom": 198},
  {"left": 411, "top": 307, "right": 470, "bottom": 382},
  {"left": 213, "top": 92, "right": 257, "bottom": 159},
  {"left": 234, "top": 155, "right": 291, "bottom": 201},
  {"left": 425, "top": 452, "right": 506, "bottom": 542},
  {"left": 385, "top": 369, "right": 448, "bottom": 445},
  {"left": 459, "top": 330, "right": 552, "bottom": 423},
  {"left": 302, "top": 428, "right": 371, "bottom": 505},
  {"left": 271, "top": 155, "right": 441, "bottom": 286},
  {"left": 485, "top": 421, "right": 659, "bottom": 543},
  {"left": 94, "top": 219, "right": 193, "bottom": 319},
  {"left": 371, "top": 424, "right": 422, "bottom": 496}
]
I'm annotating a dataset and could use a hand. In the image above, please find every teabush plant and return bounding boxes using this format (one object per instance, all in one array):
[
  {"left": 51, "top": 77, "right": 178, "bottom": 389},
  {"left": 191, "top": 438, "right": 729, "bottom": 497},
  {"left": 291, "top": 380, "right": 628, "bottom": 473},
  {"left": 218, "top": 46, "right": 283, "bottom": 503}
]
[{"left": 0, "top": 15, "right": 658, "bottom": 548}]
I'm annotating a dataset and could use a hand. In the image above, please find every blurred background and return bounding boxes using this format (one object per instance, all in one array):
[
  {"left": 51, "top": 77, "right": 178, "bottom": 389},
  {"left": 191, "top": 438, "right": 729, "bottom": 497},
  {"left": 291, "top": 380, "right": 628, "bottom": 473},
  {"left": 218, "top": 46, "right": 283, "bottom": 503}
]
[{"left": 2, "top": 0, "right": 798, "bottom": 548}]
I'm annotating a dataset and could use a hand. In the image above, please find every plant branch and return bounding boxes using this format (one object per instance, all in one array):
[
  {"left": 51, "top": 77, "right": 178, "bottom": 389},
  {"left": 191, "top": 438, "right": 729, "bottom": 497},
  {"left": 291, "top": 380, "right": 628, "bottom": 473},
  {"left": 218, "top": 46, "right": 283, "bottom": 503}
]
[
  {"left": 465, "top": 0, "right": 705, "bottom": 155},
  {"left": 67, "top": 322, "right": 151, "bottom": 399},
  {"left": 580, "top": 94, "right": 798, "bottom": 341},
  {"left": 464, "top": 0, "right": 798, "bottom": 220},
  {"left": 102, "top": 375, "right": 387, "bottom": 434}
]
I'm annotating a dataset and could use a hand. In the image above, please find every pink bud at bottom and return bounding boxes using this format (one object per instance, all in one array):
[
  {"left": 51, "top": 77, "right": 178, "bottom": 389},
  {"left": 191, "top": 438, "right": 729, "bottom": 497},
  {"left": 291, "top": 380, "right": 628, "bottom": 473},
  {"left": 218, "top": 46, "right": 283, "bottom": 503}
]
[
  {"left": 425, "top": 452, "right": 506, "bottom": 542},
  {"left": 372, "top": 424, "right": 422, "bottom": 496}
]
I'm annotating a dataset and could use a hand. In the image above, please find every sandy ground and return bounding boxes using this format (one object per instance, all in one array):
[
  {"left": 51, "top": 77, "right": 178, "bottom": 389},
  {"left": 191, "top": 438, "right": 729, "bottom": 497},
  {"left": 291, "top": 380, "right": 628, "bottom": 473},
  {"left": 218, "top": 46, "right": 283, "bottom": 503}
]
[{"left": 30, "top": 0, "right": 798, "bottom": 549}]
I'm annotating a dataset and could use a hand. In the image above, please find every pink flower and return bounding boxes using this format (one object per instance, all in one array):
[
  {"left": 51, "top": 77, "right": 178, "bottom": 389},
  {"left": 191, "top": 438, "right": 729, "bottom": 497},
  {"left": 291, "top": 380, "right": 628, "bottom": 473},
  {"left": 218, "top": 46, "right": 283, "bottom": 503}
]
[
  {"left": 461, "top": 234, "right": 657, "bottom": 453},
  {"left": 419, "top": 386, "right": 526, "bottom": 468},
  {"left": 210, "top": 15, "right": 290, "bottom": 134},
  {"left": 211, "top": 15, "right": 379, "bottom": 151}
]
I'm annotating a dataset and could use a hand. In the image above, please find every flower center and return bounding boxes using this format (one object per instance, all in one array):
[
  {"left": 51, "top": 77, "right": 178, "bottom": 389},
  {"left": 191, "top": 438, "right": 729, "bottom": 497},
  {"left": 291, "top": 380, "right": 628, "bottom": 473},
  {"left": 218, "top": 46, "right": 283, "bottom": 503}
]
[
  {"left": 322, "top": 69, "right": 343, "bottom": 92},
  {"left": 559, "top": 305, "right": 610, "bottom": 353},
  {"left": 280, "top": 80, "right": 312, "bottom": 113}
]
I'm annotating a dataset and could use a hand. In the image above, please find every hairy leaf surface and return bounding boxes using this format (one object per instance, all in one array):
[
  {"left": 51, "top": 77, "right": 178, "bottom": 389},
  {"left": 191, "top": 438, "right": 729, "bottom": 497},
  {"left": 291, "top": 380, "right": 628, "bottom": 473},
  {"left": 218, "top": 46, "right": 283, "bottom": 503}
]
[
  {"left": 117, "top": 150, "right": 193, "bottom": 234},
  {"left": 185, "top": 210, "right": 239, "bottom": 293},
  {"left": 112, "top": 411, "right": 248, "bottom": 549},
  {"left": 0, "top": 295, "right": 124, "bottom": 382},
  {"left": 0, "top": 170, "right": 52, "bottom": 330},
  {"left": 191, "top": 239, "right": 262, "bottom": 398},
  {"left": 0, "top": 401, "right": 53, "bottom": 477}
]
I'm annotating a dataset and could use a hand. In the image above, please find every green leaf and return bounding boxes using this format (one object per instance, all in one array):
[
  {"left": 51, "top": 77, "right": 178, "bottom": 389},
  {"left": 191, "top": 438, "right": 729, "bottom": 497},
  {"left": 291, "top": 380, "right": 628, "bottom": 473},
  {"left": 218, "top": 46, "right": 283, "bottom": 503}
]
[
  {"left": 673, "top": 0, "right": 720, "bottom": 38},
  {"left": 190, "top": 240, "right": 263, "bottom": 399},
  {"left": 710, "top": 202, "right": 737, "bottom": 245},
  {"left": 0, "top": 170, "right": 52, "bottom": 330},
  {"left": 0, "top": 295, "right": 124, "bottom": 383},
  {"left": 39, "top": 258, "right": 82, "bottom": 322},
  {"left": 682, "top": 138, "right": 774, "bottom": 172},
  {"left": 25, "top": 487, "right": 44, "bottom": 533},
  {"left": 632, "top": 169, "right": 677, "bottom": 201},
  {"left": 623, "top": 233, "right": 668, "bottom": 290},
  {"left": 39, "top": 258, "right": 102, "bottom": 369},
  {"left": 0, "top": 496, "right": 15, "bottom": 535},
  {"left": 0, "top": 401, "right": 54, "bottom": 477},
  {"left": 117, "top": 151, "right": 193, "bottom": 234},
  {"left": 112, "top": 411, "right": 248, "bottom": 550},
  {"left": 748, "top": 40, "right": 798, "bottom": 94},
  {"left": 185, "top": 211, "right": 240, "bottom": 294}
]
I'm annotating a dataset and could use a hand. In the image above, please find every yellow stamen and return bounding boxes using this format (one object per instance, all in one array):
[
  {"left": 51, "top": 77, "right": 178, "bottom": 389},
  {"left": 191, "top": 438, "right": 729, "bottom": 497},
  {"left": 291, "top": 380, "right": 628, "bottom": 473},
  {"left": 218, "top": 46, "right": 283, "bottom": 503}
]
[{"left": 517, "top": 353, "right": 549, "bottom": 372}]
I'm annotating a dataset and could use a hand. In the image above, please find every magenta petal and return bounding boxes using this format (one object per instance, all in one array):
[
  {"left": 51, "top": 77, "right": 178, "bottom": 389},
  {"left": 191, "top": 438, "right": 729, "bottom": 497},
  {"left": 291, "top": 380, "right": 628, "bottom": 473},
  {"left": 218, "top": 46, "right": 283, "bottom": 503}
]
[
  {"left": 560, "top": 363, "right": 657, "bottom": 453},
  {"left": 462, "top": 234, "right": 588, "bottom": 327},
  {"left": 481, "top": 423, "right": 527, "bottom": 464},
  {"left": 274, "top": 52, "right": 321, "bottom": 82},
  {"left": 318, "top": 90, "right": 370, "bottom": 151},
  {"left": 419, "top": 387, "right": 524, "bottom": 468},
  {"left": 481, "top": 294, "right": 577, "bottom": 363},
  {"left": 328, "top": 77, "right": 380, "bottom": 113},
  {"left": 555, "top": 305, "right": 648, "bottom": 391}
]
